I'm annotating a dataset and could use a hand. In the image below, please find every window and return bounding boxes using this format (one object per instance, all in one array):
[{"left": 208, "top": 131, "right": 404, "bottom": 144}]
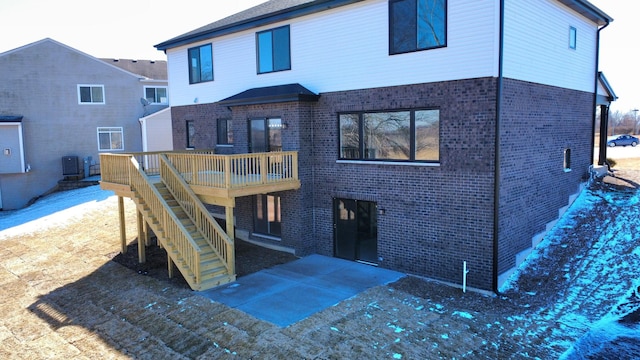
[
  {"left": 339, "top": 109, "right": 439, "bottom": 162},
  {"left": 97, "top": 127, "right": 123, "bottom": 151},
  {"left": 256, "top": 25, "right": 291, "bottom": 74},
  {"left": 186, "top": 120, "right": 195, "bottom": 149},
  {"left": 144, "top": 86, "right": 168, "bottom": 104},
  {"left": 78, "top": 85, "right": 105, "bottom": 104},
  {"left": 254, "top": 194, "right": 281, "bottom": 237},
  {"left": 389, "top": 0, "right": 446, "bottom": 54},
  {"left": 217, "top": 119, "right": 233, "bottom": 145},
  {"left": 569, "top": 26, "right": 577, "bottom": 49},
  {"left": 188, "top": 44, "right": 213, "bottom": 84},
  {"left": 564, "top": 148, "right": 571, "bottom": 171}
]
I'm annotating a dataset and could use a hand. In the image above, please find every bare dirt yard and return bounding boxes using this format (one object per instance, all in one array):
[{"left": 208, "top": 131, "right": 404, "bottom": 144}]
[{"left": 0, "top": 165, "right": 638, "bottom": 359}]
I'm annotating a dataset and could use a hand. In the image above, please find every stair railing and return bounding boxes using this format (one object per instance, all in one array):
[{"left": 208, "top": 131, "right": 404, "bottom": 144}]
[
  {"left": 127, "top": 156, "right": 203, "bottom": 284},
  {"left": 159, "top": 155, "right": 235, "bottom": 275}
]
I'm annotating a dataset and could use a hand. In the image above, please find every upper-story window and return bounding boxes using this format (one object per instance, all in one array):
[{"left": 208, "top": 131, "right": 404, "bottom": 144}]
[
  {"left": 569, "top": 26, "right": 577, "bottom": 49},
  {"left": 339, "top": 109, "right": 440, "bottom": 162},
  {"left": 188, "top": 44, "right": 213, "bottom": 84},
  {"left": 256, "top": 25, "right": 291, "bottom": 74},
  {"left": 78, "top": 85, "right": 105, "bottom": 104},
  {"left": 389, "top": 0, "right": 447, "bottom": 55},
  {"left": 144, "top": 86, "right": 168, "bottom": 104}
]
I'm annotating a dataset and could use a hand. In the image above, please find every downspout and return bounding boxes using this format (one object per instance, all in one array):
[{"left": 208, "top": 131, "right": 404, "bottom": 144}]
[
  {"left": 492, "top": 0, "right": 505, "bottom": 294},
  {"left": 594, "top": 22, "right": 611, "bottom": 166}
]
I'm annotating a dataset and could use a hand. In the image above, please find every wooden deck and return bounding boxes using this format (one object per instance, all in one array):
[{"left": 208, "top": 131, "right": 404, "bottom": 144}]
[
  {"left": 98, "top": 150, "right": 300, "bottom": 291},
  {"left": 100, "top": 150, "right": 301, "bottom": 204}
]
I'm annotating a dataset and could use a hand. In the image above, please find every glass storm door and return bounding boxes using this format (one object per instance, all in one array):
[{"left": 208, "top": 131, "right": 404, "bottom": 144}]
[
  {"left": 251, "top": 118, "right": 283, "bottom": 237},
  {"left": 334, "top": 199, "right": 378, "bottom": 264}
]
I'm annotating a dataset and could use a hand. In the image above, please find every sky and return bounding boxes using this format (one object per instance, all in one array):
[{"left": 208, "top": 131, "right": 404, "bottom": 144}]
[{"left": 0, "top": 0, "right": 637, "bottom": 114}]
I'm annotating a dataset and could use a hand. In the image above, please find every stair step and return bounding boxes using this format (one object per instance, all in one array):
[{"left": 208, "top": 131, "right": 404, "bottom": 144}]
[
  {"left": 201, "top": 258, "right": 226, "bottom": 272},
  {"left": 198, "top": 273, "right": 236, "bottom": 291}
]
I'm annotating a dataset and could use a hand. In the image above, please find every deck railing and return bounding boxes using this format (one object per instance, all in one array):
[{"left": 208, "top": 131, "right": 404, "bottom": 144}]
[
  {"left": 165, "top": 151, "right": 299, "bottom": 189},
  {"left": 100, "top": 151, "right": 298, "bottom": 190},
  {"left": 159, "top": 155, "right": 234, "bottom": 274}
]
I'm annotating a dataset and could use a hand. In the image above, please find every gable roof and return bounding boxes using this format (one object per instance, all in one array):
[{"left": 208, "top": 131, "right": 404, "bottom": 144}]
[
  {"left": 597, "top": 72, "right": 617, "bottom": 105},
  {"left": 0, "top": 38, "right": 150, "bottom": 80},
  {"left": 155, "top": 0, "right": 363, "bottom": 51},
  {"left": 558, "top": 0, "right": 612, "bottom": 26},
  {"left": 156, "top": 0, "right": 611, "bottom": 52},
  {"left": 100, "top": 58, "right": 167, "bottom": 80}
]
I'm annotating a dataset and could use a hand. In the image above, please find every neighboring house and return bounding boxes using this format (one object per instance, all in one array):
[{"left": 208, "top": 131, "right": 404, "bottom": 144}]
[
  {"left": 150, "top": 0, "right": 612, "bottom": 292},
  {"left": 139, "top": 107, "right": 174, "bottom": 153},
  {"left": 0, "top": 38, "right": 168, "bottom": 210}
]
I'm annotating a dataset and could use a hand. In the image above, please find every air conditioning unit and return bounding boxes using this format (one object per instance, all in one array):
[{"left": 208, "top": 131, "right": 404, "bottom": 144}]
[{"left": 62, "top": 156, "right": 79, "bottom": 176}]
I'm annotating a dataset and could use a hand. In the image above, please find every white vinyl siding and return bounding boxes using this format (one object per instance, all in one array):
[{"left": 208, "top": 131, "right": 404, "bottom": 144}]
[
  {"left": 502, "top": 0, "right": 597, "bottom": 92},
  {"left": 165, "top": 0, "right": 498, "bottom": 106}
]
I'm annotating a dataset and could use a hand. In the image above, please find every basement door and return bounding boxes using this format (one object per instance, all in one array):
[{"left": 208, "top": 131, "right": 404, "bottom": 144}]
[{"left": 333, "top": 198, "right": 378, "bottom": 264}]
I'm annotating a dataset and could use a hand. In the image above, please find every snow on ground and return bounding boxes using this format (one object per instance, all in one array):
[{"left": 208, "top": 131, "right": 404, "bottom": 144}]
[
  {"left": 0, "top": 185, "right": 115, "bottom": 239},
  {"left": 501, "top": 180, "right": 640, "bottom": 358},
  {"left": 0, "top": 179, "right": 638, "bottom": 357}
]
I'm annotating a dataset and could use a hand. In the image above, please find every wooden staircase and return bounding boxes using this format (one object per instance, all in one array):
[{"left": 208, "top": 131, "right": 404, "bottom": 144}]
[{"left": 128, "top": 155, "right": 235, "bottom": 291}]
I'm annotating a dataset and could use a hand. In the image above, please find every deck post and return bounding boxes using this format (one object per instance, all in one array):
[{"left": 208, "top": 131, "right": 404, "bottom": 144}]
[
  {"left": 118, "top": 196, "right": 127, "bottom": 254},
  {"left": 167, "top": 253, "right": 174, "bottom": 279},
  {"left": 143, "top": 220, "right": 150, "bottom": 246},
  {"left": 225, "top": 206, "right": 235, "bottom": 240},
  {"left": 137, "top": 210, "right": 146, "bottom": 263}
]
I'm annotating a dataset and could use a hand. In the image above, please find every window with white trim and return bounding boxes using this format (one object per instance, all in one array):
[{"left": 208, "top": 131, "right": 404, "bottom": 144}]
[
  {"left": 78, "top": 85, "right": 105, "bottom": 104},
  {"left": 97, "top": 127, "right": 124, "bottom": 151},
  {"left": 144, "top": 86, "right": 168, "bottom": 104}
]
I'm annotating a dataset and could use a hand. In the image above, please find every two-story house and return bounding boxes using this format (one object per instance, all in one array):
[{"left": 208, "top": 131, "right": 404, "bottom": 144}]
[
  {"left": 135, "top": 0, "right": 612, "bottom": 292},
  {"left": 0, "top": 38, "right": 169, "bottom": 210}
]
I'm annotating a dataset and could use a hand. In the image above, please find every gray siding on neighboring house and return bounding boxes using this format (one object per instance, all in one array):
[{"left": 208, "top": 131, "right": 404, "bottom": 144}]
[{"left": 0, "top": 39, "right": 165, "bottom": 210}]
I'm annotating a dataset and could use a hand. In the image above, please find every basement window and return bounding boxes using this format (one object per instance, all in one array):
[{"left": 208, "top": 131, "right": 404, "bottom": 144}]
[{"left": 564, "top": 148, "right": 571, "bottom": 172}]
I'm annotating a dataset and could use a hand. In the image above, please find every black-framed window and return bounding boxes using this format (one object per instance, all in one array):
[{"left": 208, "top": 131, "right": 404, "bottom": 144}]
[
  {"left": 188, "top": 44, "right": 213, "bottom": 84},
  {"left": 389, "top": 0, "right": 447, "bottom": 55},
  {"left": 339, "top": 109, "right": 440, "bottom": 162},
  {"left": 569, "top": 26, "right": 577, "bottom": 50},
  {"left": 564, "top": 148, "right": 571, "bottom": 171},
  {"left": 256, "top": 25, "right": 291, "bottom": 74},
  {"left": 217, "top": 119, "right": 233, "bottom": 145},
  {"left": 186, "top": 120, "right": 195, "bottom": 149}
]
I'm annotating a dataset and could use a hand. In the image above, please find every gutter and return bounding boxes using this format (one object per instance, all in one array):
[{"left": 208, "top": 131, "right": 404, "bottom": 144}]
[
  {"left": 492, "top": 0, "right": 505, "bottom": 295},
  {"left": 594, "top": 21, "right": 611, "bottom": 166}
]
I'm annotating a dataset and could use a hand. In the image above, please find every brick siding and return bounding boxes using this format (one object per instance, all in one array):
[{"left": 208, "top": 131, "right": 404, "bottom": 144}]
[{"left": 169, "top": 77, "right": 592, "bottom": 292}]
